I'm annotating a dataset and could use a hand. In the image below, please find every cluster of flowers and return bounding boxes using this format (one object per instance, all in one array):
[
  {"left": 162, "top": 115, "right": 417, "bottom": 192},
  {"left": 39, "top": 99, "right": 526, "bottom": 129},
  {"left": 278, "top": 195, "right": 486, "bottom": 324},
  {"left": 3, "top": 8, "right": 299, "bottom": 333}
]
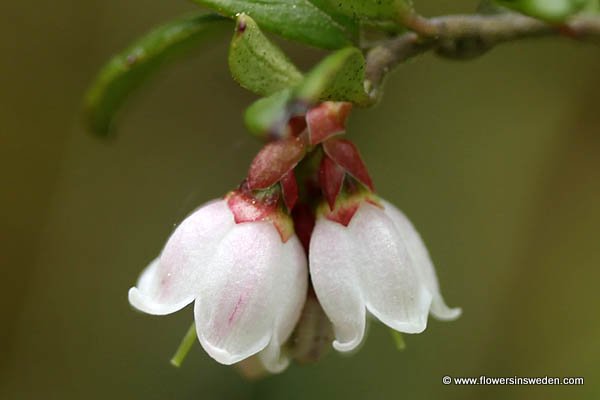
[{"left": 128, "top": 102, "right": 460, "bottom": 373}]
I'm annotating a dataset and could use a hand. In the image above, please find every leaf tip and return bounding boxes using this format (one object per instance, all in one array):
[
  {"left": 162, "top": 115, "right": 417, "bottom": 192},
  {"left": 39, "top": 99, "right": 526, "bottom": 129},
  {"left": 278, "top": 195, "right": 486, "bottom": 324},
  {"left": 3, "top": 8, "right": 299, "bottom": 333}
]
[{"left": 235, "top": 13, "right": 249, "bottom": 34}]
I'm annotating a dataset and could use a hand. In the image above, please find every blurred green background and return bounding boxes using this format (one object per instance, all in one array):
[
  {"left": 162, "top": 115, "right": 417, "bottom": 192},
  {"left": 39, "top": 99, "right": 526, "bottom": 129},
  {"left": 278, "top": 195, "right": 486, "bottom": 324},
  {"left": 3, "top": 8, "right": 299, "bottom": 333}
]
[{"left": 2, "top": 0, "right": 599, "bottom": 399}]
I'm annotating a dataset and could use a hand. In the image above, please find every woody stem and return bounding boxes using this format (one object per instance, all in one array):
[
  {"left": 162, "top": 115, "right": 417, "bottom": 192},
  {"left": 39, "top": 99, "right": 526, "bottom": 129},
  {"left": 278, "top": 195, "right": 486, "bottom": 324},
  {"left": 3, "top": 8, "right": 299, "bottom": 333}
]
[{"left": 365, "top": 12, "right": 600, "bottom": 99}]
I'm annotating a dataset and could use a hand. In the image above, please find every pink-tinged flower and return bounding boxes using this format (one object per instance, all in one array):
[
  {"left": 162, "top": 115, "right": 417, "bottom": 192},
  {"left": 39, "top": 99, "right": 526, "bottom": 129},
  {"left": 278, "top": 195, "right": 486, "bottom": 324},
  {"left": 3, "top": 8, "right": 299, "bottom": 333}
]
[
  {"left": 309, "top": 195, "right": 461, "bottom": 352},
  {"left": 128, "top": 197, "right": 308, "bottom": 372},
  {"left": 127, "top": 101, "right": 461, "bottom": 374}
]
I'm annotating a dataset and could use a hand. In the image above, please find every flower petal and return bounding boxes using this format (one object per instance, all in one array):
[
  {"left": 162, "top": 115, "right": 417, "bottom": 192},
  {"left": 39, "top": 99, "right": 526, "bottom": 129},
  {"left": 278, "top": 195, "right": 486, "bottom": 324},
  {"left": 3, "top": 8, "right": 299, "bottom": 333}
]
[
  {"left": 128, "top": 199, "right": 234, "bottom": 315},
  {"left": 128, "top": 258, "right": 193, "bottom": 315},
  {"left": 309, "top": 219, "right": 366, "bottom": 351},
  {"left": 346, "top": 203, "right": 432, "bottom": 332},
  {"left": 381, "top": 199, "right": 462, "bottom": 321},
  {"left": 194, "top": 222, "right": 307, "bottom": 370},
  {"left": 310, "top": 202, "right": 432, "bottom": 352},
  {"left": 258, "top": 237, "right": 308, "bottom": 373}
]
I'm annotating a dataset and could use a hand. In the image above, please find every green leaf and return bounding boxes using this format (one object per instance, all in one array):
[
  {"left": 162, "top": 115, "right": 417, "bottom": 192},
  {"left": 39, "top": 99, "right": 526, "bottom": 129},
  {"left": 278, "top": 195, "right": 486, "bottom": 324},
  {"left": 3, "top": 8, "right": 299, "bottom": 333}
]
[
  {"left": 496, "top": 0, "right": 588, "bottom": 21},
  {"left": 314, "top": 0, "right": 410, "bottom": 21},
  {"left": 581, "top": 0, "right": 600, "bottom": 12},
  {"left": 244, "top": 47, "right": 371, "bottom": 138},
  {"left": 191, "top": 0, "right": 357, "bottom": 49},
  {"left": 229, "top": 14, "right": 303, "bottom": 96},
  {"left": 308, "top": 0, "right": 361, "bottom": 34},
  {"left": 83, "top": 13, "right": 230, "bottom": 136},
  {"left": 295, "top": 47, "right": 371, "bottom": 106},
  {"left": 244, "top": 89, "right": 294, "bottom": 138}
]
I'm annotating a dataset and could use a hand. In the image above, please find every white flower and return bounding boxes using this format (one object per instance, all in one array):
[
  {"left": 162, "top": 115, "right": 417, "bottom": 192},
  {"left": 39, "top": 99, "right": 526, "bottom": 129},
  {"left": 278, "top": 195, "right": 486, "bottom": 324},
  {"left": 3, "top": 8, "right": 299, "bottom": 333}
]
[
  {"left": 309, "top": 197, "right": 461, "bottom": 352},
  {"left": 128, "top": 199, "right": 308, "bottom": 373}
]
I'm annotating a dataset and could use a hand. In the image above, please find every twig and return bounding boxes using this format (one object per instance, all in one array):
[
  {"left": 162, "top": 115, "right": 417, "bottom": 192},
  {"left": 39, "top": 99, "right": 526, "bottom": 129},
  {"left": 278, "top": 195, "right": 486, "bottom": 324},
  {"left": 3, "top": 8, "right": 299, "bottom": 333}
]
[{"left": 365, "top": 12, "right": 600, "bottom": 99}]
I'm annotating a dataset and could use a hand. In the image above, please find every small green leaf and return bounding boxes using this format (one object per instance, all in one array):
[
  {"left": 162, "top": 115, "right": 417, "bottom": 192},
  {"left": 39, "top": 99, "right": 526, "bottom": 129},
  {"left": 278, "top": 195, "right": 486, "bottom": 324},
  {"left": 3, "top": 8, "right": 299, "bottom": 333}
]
[
  {"left": 84, "top": 13, "right": 230, "bottom": 136},
  {"left": 314, "top": 0, "right": 410, "bottom": 21},
  {"left": 244, "top": 47, "right": 371, "bottom": 138},
  {"left": 244, "top": 89, "right": 295, "bottom": 138},
  {"left": 191, "top": 0, "right": 357, "bottom": 49},
  {"left": 295, "top": 47, "right": 371, "bottom": 106},
  {"left": 496, "top": 0, "right": 588, "bottom": 21},
  {"left": 229, "top": 14, "right": 303, "bottom": 96}
]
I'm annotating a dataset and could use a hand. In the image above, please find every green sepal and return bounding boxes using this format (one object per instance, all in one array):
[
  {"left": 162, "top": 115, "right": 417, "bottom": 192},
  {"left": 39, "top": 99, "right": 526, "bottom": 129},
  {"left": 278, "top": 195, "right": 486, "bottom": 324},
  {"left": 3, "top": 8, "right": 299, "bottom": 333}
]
[
  {"left": 229, "top": 14, "right": 303, "bottom": 96},
  {"left": 83, "top": 13, "right": 231, "bottom": 136},
  {"left": 496, "top": 0, "right": 589, "bottom": 21},
  {"left": 191, "top": 0, "right": 357, "bottom": 49}
]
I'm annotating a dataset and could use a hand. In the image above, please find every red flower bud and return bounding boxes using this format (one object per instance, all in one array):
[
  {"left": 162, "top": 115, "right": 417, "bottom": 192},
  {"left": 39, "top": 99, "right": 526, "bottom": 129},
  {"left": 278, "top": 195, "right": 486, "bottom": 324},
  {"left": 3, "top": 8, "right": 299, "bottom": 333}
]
[
  {"left": 322, "top": 138, "right": 374, "bottom": 191},
  {"left": 306, "top": 102, "right": 352, "bottom": 145},
  {"left": 247, "top": 136, "right": 306, "bottom": 190},
  {"left": 319, "top": 155, "right": 345, "bottom": 210},
  {"left": 280, "top": 169, "right": 299, "bottom": 211}
]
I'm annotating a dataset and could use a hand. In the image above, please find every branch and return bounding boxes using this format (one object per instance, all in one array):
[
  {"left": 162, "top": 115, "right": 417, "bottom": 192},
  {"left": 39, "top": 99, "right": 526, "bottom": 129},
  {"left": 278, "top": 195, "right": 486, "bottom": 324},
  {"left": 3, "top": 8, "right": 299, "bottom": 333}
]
[{"left": 365, "top": 12, "right": 600, "bottom": 99}]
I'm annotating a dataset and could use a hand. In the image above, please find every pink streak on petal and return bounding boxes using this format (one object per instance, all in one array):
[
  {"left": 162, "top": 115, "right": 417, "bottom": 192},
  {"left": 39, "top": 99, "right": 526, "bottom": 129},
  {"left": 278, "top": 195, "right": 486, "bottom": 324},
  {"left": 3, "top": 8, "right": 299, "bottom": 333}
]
[{"left": 228, "top": 295, "right": 245, "bottom": 325}]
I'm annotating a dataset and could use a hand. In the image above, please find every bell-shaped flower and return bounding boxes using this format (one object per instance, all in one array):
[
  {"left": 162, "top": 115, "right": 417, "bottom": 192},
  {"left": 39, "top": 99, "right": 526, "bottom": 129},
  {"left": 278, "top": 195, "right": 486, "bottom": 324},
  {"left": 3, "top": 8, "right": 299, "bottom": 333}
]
[
  {"left": 309, "top": 193, "right": 461, "bottom": 352},
  {"left": 128, "top": 195, "right": 308, "bottom": 372}
]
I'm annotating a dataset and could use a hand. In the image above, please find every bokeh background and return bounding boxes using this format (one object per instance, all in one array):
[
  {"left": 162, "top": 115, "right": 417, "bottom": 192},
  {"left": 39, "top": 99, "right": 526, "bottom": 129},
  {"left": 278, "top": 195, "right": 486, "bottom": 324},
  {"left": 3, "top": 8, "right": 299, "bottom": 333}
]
[{"left": 2, "top": 0, "right": 599, "bottom": 399}]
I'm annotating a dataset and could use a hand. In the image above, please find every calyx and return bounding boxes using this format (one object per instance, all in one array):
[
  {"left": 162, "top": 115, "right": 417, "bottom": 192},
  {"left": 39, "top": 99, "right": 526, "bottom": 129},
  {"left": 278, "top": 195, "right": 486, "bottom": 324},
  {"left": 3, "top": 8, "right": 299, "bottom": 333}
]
[
  {"left": 237, "top": 100, "right": 378, "bottom": 231},
  {"left": 226, "top": 188, "right": 294, "bottom": 242}
]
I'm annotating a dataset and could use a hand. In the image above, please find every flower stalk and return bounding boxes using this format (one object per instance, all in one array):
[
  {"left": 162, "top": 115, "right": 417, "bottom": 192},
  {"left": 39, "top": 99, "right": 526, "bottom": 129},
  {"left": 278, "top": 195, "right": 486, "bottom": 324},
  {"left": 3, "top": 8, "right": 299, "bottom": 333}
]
[
  {"left": 170, "top": 323, "right": 198, "bottom": 367},
  {"left": 391, "top": 330, "right": 406, "bottom": 351}
]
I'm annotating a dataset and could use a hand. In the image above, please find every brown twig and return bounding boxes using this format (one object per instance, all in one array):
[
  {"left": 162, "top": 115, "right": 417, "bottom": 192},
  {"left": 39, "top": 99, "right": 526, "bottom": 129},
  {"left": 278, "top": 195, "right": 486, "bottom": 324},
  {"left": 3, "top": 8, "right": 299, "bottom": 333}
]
[{"left": 365, "top": 12, "right": 600, "bottom": 100}]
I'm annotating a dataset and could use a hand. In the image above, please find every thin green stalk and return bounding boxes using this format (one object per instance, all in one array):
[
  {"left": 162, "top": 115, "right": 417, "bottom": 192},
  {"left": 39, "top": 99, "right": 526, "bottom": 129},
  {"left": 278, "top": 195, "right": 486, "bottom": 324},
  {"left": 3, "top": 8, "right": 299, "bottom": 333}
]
[
  {"left": 170, "top": 323, "right": 197, "bottom": 367},
  {"left": 391, "top": 330, "right": 406, "bottom": 351}
]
